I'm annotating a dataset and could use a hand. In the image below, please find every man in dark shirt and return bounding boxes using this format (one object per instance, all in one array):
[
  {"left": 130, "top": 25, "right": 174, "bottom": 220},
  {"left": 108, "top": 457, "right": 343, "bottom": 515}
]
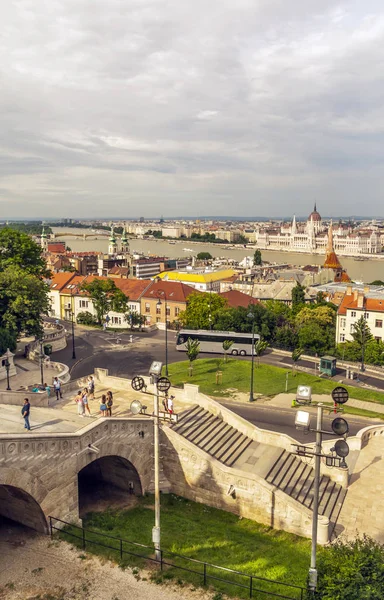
[{"left": 21, "top": 398, "right": 31, "bottom": 431}]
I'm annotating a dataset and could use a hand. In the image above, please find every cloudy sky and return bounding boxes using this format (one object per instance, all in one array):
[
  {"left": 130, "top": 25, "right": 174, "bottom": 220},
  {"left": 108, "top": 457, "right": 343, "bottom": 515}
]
[{"left": 1, "top": 0, "right": 384, "bottom": 218}]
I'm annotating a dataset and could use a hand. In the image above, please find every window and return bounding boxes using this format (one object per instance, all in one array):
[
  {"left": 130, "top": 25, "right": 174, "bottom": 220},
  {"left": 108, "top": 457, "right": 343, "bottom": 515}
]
[
  {"left": 156, "top": 317, "right": 160, "bottom": 323},
  {"left": 145, "top": 303, "right": 150, "bottom": 314},
  {"left": 375, "top": 336, "right": 382, "bottom": 343},
  {"left": 112, "top": 316, "right": 121, "bottom": 325},
  {"left": 364, "top": 312, "right": 369, "bottom": 319},
  {"left": 340, "top": 318, "right": 346, "bottom": 328},
  {"left": 156, "top": 306, "right": 161, "bottom": 315},
  {"left": 375, "top": 320, "right": 383, "bottom": 328},
  {"left": 166, "top": 306, "right": 170, "bottom": 316},
  {"left": 350, "top": 324, "right": 355, "bottom": 334},
  {"left": 80, "top": 300, "right": 88, "bottom": 308},
  {"left": 175, "top": 307, "right": 180, "bottom": 317},
  {"left": 340, "top": 334, "right": 345, "bottom": 342},
  {"left": 351, "top": 311, "right": 356, "bottom": 317}
]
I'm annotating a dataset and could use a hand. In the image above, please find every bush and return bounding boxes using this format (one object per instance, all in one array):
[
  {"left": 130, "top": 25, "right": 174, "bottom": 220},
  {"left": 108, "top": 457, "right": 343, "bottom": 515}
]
[
  {"left": 311, "top": 535, "right": 384, "bottom": 599},
  {"left": 76, "top": 311, "right": 97, "bottom": 326},
  {"left": 0, "top": 328, "right": 17, "bottom": 354}
]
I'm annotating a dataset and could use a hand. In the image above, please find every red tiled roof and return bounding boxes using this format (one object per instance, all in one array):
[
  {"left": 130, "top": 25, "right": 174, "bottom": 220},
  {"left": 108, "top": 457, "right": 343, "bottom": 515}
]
[
  {"left": 49, "top": 272, "right": 77, "bottom": 291},
  {"left": 338, "top": 294, "right": 384, "bottom": 315},
  {"left": 114, "top": 279, "right": 152, "bottom": 301},
  {"left": 219, "top": 290, "right": 259, "bottom": 308},
  {"left": 142, "top": 280, "right": 198, "bottom": 303}
]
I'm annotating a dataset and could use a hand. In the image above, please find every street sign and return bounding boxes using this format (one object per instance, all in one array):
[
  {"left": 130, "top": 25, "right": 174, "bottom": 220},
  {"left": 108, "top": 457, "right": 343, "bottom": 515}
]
[{"left": 331, "top": 386, "right": 349, "bottom": 404}]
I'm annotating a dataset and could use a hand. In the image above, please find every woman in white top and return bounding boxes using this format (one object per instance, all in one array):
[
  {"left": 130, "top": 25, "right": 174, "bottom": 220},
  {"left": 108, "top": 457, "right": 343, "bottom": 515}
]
[{"left": 74, "top": 390, "right": 84, "bottom": 416}]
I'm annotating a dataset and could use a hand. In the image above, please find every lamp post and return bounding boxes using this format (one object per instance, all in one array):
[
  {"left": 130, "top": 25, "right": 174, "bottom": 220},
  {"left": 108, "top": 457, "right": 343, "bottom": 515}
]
[
  {"left": 360, "top": 315, "right": 366, "bottom": 373},
  {"left": 71, "top": 289, "right": 76, "bottom": 360},
  {"left": 39, "top": 340, "right": 44, "bottom": 386},
  {"left": 156, "top": 289, "right": 168, "bottom": 376},
  {"left": 131, "top": 363, "right": 172, "bottom": 562},
  {"left": 4, "top": 357, "right": 11, "bottom": 391},
  {"left": 247, "top": 311, "right": 255, "bottom": 402}
]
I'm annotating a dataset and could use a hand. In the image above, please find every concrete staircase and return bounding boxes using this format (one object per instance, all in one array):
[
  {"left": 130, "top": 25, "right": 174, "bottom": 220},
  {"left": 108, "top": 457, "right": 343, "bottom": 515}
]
[{"left": 171, "top": 405, "right": 346, "bottom": 525}]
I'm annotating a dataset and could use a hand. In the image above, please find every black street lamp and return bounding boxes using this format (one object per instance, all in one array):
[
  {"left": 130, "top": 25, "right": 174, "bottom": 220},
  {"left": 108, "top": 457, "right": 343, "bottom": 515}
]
[
  {"left": 71, "top": 289, "right": 76, "bottom": 360},
  {"left": 156, "top": 289, "right": 168, "bottom": 376},
  {"left": 360, "top": 315, "right": 366, "bottom": 373},
  {"left": 39, "top": 340, "right": 44, "bottom": 386},
  {"left": 4, "top": 357, "right": 11, "bottom": 391},
  {"left": 248, "top": 311, "right": 255, "bottom": 402}
]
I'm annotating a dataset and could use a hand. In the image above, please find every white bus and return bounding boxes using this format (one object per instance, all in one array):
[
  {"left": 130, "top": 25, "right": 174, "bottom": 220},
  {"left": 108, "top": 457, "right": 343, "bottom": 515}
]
[{"left": 176, "top": 329, "right": 260, "bottom": 356}]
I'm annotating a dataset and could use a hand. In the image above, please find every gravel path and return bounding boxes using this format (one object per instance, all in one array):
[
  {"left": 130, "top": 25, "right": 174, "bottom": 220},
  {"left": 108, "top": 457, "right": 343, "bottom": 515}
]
[{"left": 0, "top": 523, "right": 216, "bottom": 600}]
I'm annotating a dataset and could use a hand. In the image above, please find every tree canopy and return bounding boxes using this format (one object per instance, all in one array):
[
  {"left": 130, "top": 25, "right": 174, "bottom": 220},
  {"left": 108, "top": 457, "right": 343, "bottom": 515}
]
[
  {"left": 253, "top": 249, "right": 262, "bottom": 265},
  {"left": 196, "top": 252, "right": 213, "bottom": 260},
  {"left": 0, "top": 228, "right": 49, "bottom": 278},
  {"left": 80, "top": 279, "right": 127, "bottom": 325},
  {"left": 179, "top": 293, "right": 228, "bottom": 330}
]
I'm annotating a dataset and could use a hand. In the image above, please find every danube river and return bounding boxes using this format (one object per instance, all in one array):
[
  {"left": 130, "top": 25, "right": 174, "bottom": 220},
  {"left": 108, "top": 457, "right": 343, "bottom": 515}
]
[{"left": 52, "top": 228, "right": 384, "bottom": 283}]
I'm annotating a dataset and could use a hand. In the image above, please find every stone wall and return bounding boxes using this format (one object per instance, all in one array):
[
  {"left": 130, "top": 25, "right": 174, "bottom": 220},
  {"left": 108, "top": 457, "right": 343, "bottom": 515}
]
[
  {"left": 0, "top": 418, "right": 158, "bottom": 533},
  {"left": 161, "top": 427, "right": 321, "bottom": 540}
]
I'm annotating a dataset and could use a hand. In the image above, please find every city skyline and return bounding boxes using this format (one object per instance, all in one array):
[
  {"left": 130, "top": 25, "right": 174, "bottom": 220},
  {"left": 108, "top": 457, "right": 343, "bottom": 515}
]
[{"left": 1, "top": 1, "right": 384, "bottom": 218}]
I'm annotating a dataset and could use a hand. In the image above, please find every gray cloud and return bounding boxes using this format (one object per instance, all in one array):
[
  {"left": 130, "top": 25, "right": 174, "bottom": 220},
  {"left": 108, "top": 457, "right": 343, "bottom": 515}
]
[{"left": 0, "top": 0, "right": 384, "bottom": 218}]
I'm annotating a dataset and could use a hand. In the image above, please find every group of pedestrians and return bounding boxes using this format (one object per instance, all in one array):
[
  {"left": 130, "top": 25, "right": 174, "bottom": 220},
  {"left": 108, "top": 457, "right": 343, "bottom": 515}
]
[{"left": 74, "top": 376, "right": 114, "bottom": 418}]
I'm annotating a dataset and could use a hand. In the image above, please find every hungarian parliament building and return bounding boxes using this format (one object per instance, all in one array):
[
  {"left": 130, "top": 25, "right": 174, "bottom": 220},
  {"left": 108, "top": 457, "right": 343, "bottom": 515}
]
[{"left": 255, "top": 205, "right": 382, "bottom": 255}]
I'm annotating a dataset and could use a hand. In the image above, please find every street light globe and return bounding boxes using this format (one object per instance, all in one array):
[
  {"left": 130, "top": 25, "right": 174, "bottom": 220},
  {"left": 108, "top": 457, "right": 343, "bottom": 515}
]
[{"left": 295, "top": 410, "right": 311, "bottom": 430}]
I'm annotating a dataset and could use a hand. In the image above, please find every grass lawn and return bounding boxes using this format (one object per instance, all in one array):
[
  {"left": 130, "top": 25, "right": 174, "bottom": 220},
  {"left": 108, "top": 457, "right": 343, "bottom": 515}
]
[
  {"left": 60, "top": 495, "right": 310, "bottom": 599},
  {"left": 168, "top": 358, "right": 384, "bottom": 410}
]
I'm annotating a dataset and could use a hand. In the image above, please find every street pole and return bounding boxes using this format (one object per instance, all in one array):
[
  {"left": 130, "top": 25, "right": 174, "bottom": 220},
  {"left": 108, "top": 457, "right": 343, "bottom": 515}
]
[
  {"left": 5, "top": 359, "right": 11, "bottom": 391},
  {"left": 249, "top": 320, "right": 255, "bottom": 402},
  {"left": 153, "top": 378, "right": 161, "bottom": 561},
  {"left": 40, "top": 341, "right": 44, "bottom": 386},
  {"left": 361, "top": 318, "right": 365, "bottom": 372},
  {"left": 71, "top": 290, "right": 76, "bottom": 360},
  {"left": 285, "top": 371, "right": 288, "bottom": 393},
  {"left": 164, "top": 297, "right": 168, "bottom": 377},
  {"left": 308, "top": 404, "right": 323, "bottom": 592}
]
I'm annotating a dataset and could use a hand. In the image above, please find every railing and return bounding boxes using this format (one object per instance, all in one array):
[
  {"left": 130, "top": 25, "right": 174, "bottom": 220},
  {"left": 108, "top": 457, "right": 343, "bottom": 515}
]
[{"left": 49, "top": 517, "right": 305, "bottom": 600}]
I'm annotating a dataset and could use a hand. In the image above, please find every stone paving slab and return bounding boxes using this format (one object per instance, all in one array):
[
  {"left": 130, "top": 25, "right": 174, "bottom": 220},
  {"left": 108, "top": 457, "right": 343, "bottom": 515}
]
[{"left": 337, "top": 436, "right": 384, "bottom": 543}]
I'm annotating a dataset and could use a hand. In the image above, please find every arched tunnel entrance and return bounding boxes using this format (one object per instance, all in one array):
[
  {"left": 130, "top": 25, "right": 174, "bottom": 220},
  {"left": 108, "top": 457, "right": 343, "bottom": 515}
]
[
  {"left": 0, "top": 485, "right": 48, "bottom": 534},
  {"left": 78, "top": 456, "right": 143, "bottom": 516}
]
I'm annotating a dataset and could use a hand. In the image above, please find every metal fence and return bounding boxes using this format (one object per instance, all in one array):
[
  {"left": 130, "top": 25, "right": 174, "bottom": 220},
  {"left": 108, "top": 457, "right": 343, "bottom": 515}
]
[{"left": 49, "top": 517, "right": 306, "bottom": 600}]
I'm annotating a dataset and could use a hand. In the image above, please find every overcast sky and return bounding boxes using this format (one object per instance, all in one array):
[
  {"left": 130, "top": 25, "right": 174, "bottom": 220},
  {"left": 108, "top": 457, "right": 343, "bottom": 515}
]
[{"left": 1, "top": 1, "right": 384, "bottom": 219}]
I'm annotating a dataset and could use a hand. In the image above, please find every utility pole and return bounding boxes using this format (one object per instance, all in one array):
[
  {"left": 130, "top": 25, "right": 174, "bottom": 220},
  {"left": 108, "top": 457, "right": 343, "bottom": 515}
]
[
  {"left": 153, "top": 376, "right": 161, "bottom": 561},
  {"left": 308, "top": 404, "right": 323, "bottom": 591}
]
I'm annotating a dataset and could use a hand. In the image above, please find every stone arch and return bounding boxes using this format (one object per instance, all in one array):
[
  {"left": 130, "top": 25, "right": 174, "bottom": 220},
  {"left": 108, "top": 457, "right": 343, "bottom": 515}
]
[
  {"left": 0, "top": 484, "right": 48, "bottom": 534},
  {"left": 76, "top": 440, "right": 152, "bottom": 493},
  {"left": 77, "top": 454, "right": 144, "bottom": 515}
]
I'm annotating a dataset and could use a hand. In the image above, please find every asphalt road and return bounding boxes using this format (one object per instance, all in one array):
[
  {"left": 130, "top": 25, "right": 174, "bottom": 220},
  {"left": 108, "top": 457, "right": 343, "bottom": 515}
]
[{"left": 52, "top": 326, "right": 380, "bottom": 442}]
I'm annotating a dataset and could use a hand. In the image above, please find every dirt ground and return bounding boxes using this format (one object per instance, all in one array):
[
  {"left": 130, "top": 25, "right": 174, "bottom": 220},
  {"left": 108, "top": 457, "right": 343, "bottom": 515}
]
[{"left": 0, "top": 520, "right": 217, "bottom": 600}]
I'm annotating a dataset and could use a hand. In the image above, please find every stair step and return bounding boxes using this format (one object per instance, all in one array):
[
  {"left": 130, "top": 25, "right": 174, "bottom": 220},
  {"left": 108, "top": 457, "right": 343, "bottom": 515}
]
[
  {"left": 272, "top": 455, "right": 297, "bottom": 488},
  {"left": 265, "top": 450, "right": 289, "bottom": 483},
  {"left": 203, "top": 423, "right": 234, "bottom": 454},
  {"left": 206, "top": 425, "right": 238, "bottom": 456},
  {"left": 226, "top": 438, "right": 253, "bottom": 467},
  {"left": 284, "top": 461, "right": 308, "bottom": 496},
  {"left": 172, "top": 406, "right": 206, "bottom": 435},
  {"left": 318, "top": 480, "right": 336, "bottom": 515},
  {"left": 216, "top": 431, "right": 244, "bottom": 462},
  {"left": 291, "top": 465, "right": 313, "bottom": 501},
  {"left": 188, "top": 416, "right": 222, "bottom": 445},
  {"left": 184, "top": 414, "right": 217, "bottom": 442},
  {"left": 279, "top": 458, "right": 303, "bottom": 493}
]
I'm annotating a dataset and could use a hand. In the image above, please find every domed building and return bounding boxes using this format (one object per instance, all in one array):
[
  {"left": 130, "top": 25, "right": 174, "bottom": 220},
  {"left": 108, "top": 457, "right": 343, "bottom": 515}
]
[{"left": 307, "top": 203, "right": 323, "bottom": 234}]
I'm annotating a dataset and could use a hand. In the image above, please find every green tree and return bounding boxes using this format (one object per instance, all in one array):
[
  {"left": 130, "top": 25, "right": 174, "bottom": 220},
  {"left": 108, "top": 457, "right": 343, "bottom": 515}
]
[
  {"left": 291, "top": 347, "right": 303, "bottom": 375},
  {"left": 254, "top": 339, "right": 268, "bottom": 366},
  {"left": 186, "top": 338, "right": 200, "bottom": 376},
  {"left": 111, "top": 289, "right": 129, "bottom": 314},
  {"left": 81, "top": 279, "right": 121, "bottom": 325},
  {"left": 222, "top": 339, "right": 233, "bottom": 362},
  {"left": 296, "top": 305, "right": 336, "bottom": 328},
  {"left": 124, "top": 311, "right": 146, "bottom": 330},
  {"left": 0, "top": 266, "right": 50, "bottom": 337},
  {"left": 0, "top": 328, "right": 17, "bottom": 354},
  {"left": 253, "top": 249, "right": 262, "bottom": 265},
  {"left": 291, "top": 282, "right": 306, "bottom": 308},
  {"left": 0, "top": 228, "right": 49, "bottom": 277},
  {"left": 311, "top": 535, "right": 384, "bottom": 599},
  {"left": 196, "top": 252, "right": 213, "bottom": 260},
  {"left": 369, "top": 280, "right": 384, "bottom": 285},
  {"left": 179, "top": 293, "right": 228, "bottom": 330},
  {"left": 351, "top": 316, "right": 373, "bottom": 346}
]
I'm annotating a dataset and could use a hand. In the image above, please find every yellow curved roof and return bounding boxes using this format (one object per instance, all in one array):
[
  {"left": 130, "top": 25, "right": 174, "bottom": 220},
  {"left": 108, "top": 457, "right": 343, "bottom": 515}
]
[{"left": 156, "top": 269, "right": 235, "bottom": 283}]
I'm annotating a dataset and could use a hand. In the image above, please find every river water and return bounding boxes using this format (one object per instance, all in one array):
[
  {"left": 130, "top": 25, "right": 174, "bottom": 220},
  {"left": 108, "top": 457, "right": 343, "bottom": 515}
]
[{"left": 52, "top": 228, "right": 384, "bottom": 283}]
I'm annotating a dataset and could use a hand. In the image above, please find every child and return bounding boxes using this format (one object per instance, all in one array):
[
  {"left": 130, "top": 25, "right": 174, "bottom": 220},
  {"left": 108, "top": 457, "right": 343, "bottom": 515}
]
[{"left": 100, "top": 394, "right": 108, "bottom": 417}]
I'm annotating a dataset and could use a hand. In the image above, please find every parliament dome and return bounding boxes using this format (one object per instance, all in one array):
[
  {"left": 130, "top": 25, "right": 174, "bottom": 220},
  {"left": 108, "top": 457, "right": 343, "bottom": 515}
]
[{"left": 308, "top": 203, "right": 321, "bottom": 222}]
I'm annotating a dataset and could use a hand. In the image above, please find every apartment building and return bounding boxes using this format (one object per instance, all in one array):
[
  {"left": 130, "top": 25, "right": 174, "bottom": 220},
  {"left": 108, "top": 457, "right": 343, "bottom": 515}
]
[
  {"left": 140, "top": 280, "right": 197, "bottom": 327},
  {"left": 337, "top": 287, "right": 384, "bottom": 343}
]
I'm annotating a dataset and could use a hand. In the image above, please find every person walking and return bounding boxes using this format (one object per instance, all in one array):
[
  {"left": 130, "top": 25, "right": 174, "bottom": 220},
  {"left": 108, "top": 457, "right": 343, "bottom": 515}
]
[
  {"left": 74, "top": 390, "right": 84, "bottom": 416},
  {"left": 88, "top": 376, "right": 95, "bottom": 401},
  {"left": 21, "top": 398, "right": 31, "bottom": 431},
  {"left": 53, "top": 377, "right": 63, "bottom": 400},
  {"left": 167, "top": 395, "right": 174, "bottom": 415},
  {"left": 82, "top": 388, "right": 91, "bottom": 416},
  {"left": 44, "top": 382, "right": 51, "bottom": 398},
  {"left": 106, "top": 391, "right": 113, "bottom": 417}
]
